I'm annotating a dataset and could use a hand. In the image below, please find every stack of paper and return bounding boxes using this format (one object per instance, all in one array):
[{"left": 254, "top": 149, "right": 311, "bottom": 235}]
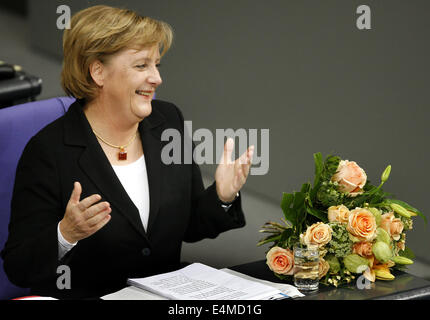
[{"left": 102, "top": 263, "right": 303, "bottom": 300}]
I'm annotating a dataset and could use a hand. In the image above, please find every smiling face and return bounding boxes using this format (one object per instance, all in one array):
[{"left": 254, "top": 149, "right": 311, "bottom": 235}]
[{"left": 92, "top": 45, "right": 162, "bottom": 124}]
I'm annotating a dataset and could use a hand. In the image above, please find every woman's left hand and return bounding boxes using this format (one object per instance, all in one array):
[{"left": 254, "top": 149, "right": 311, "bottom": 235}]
[{"left": 215, "top": 138, "right": 254, "bottom": 203}]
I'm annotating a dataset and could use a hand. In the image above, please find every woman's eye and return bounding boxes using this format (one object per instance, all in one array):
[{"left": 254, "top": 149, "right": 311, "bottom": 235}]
[{"left": 136, "top": 64, "right": 161, "bottom": 69}]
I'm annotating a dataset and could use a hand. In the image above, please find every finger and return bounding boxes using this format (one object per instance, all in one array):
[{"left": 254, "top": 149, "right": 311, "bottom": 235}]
[
  {"left": 233, "top": 159, "right": 245, "bottom": 181},
  {"left": 237, "top": 145, "right": 254, "bottom": 165},
  {"left": 240, "top": 146, "right": 254, "bottom": 178},
  {"left": 243, "top": 146, "right": 254, "bottom": 174},
  {"left": 221, "top": 138, "right": 234, "bottom": 165},
  {"left": 241, "top": 161, "right": 252, "bottom": 179},
  {"left": 234, "top": 155, "right": 242, "bottom": 174},
  {"left": 84, "top": 201, "right": 110, "bottom": 220},
  {"left": 89, "top": 212, "right": 111, "bottom": 232},
  {"left": 237, "top": 150, "right": 246, "bottom": 165},
  {"left": 237, "top": 158, "right": 251, "bottom": 184},
  {"left": 248, "top": 145, "right": 255, "bottom": 164},
  {"left": 238, "top": 148, "right": 250, "bottom": 165},
  {"left": 234, "top": 166, "right": 247, "bottom": 190},
  {"left": 69, "top": 182, "right": 82, "bottom": 204},
  {"left": 239, "top": 163, "right": 249, "bottom": 181},
  {"left": 77, "top": 194, "right": 102, "bottom": 212},
  {"left": 87, "top": 206, "right": 112, "bottom": 228}
]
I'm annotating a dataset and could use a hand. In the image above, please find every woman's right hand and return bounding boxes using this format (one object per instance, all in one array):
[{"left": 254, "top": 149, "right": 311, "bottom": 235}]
[{"left": 59, "top": 182, "right": 111, "bottom": 244}]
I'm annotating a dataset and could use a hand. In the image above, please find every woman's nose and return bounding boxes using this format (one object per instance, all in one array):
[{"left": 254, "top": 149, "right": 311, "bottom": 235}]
[{"left": 148, "top": 67, "right": 162, "bottom": 87}]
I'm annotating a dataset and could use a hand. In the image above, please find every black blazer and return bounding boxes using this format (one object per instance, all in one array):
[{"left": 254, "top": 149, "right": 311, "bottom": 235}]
[{"left": 1, "top": 99, "right": 245, "bottom": 299}]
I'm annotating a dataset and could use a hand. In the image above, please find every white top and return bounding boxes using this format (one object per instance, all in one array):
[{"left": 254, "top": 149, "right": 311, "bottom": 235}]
[
  {"left": 57, "top": 155, "right": 150, "bottom": 260},
  {"left": 112, "top": 155, "right": 150, "bottom": 231}
]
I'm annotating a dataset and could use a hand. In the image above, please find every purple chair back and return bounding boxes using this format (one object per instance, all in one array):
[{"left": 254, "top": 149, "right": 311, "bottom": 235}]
[{"left": 0, "top": 97, "right": 75, "bottom": 300}]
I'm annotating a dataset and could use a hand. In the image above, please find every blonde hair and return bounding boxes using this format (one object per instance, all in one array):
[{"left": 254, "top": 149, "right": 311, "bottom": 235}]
[{"left": 61, "top": 5, "right": 173, "bottom": 101}]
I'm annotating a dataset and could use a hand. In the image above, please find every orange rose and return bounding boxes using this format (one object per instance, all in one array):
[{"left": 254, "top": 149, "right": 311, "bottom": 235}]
[
  {"left": 319, "top": 258, "right": 330, "bottom": 279},
  {"left": 331, "top": 160, "right": 367, "bottom": 196},
  {"left": 266, "top": 247, "right": 294, "bottom": 275},
  {"left": 380, "top": 212, "right": 404, "bottom": 241},
  {"left": 353, "top": 241, "right": 373, "bottom": 257},
  {"left": 301, "top": 222, "right": 332, "bottom": 248},
  {"left": 390, "top": 219, "right": 404, "bottom": 241},
  {"left": 328, "top": 205, "right": 350, "bottom": 224},
  {"left": 347, "top": 208, "right": 377, "bottom": 241}
]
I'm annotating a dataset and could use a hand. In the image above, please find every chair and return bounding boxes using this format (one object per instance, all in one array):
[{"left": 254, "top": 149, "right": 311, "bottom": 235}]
[{"left": 0, "top": 97, "right": 75, "bottom": 300}]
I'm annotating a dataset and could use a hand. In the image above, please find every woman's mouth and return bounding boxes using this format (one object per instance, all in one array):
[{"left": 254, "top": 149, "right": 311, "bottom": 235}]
[{"left": 135, "top": 90, "right": 153, "bottom": 99}]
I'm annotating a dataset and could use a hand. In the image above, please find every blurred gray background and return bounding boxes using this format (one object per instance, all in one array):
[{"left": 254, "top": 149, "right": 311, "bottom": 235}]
[{"left": 1, "top": 0, "right": 429, "bottom": 278}]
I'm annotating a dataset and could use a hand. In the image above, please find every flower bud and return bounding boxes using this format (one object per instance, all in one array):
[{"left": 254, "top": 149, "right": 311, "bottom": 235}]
[
  {"left": 374, "top": 268, "right": 395, "bottom": 280},
  {"left": 368, "top": 208, "right": 382, "bottom": 226},
  {"left": 381, "top": 165, "right": 391, "bottom": 183},
  {"left": 390, "top": 203, "right": 411, "bottom": 218},
  {"left": 407, "top": 210, "right": 417, "bottom": 217},
  {"left": 372, "top": 241, "right": 392, "bottom": 263},
  {"left": 343, "top": 254, "right": 369, "bottom": 274},
  {"left": 376, "top": 227, "right": 391, "bottom": 245},
  {"left": 325, "top": 255, "right": 340, "bottom": 274},
  {"left": 392, "top": 256, "right": 414, "bottom": 265}
]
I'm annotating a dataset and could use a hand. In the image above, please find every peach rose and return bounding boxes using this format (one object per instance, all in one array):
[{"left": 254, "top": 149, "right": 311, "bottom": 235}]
[
  {"left": 328, "top": 205, "right": 350, "bottom": 224},
  {"left": 380, "top": 212, "right": 404, "bottom": 241},
  {"left": 301, "top": 222, "right": 332, "bottom": 248},
  {"left": 331, "top": 160, "right": 367, "bottom": 196},
  {"left": 319, "top": 258, "right": 330, "bottom": 279},
  {"left": 266, "top": 247, "right": 294, "bottom": 275},
  {"left": 353, "top": 241, "right": 373, "bottom": 257},
  {"left": 347, "top": 208, "right": 377, "bottom": 241}
]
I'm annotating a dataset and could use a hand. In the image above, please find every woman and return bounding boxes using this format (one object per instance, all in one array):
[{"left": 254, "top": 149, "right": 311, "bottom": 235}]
[{"left": 1, "top": 6, "right": 253, "bottom": 299}]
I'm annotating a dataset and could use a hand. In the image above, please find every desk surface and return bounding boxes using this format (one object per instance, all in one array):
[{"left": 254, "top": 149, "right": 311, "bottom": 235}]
[{"left": 230, "top": 260, "right": 430, "bottom": 300}]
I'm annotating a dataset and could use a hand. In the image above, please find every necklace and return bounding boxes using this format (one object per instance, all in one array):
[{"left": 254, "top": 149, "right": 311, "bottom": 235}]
[{"left": 92, "top": 129, "right": 138, "bottom": 161}]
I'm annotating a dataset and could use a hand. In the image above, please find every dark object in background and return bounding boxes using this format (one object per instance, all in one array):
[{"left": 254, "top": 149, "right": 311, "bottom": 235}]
[
  {"left": 0, "top": 63, "right": 17, "bottom": 80},
  {"left": 0, "top": 61, "right": 42, "bottom": 109},
  {"left": 0, "top": 0, "right": 28, "bottom": 17}
]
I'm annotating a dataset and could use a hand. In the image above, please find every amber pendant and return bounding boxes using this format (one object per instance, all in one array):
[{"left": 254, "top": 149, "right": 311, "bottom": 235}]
[{"left": 118, "top": 148, "right": 127, "bottom": 161}]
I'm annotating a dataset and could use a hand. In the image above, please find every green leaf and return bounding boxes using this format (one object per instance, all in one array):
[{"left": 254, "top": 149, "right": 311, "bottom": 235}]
[
  {"left": 313, "top": 152, "right": 324, "bottom": 187},
  {"left": 281, "top": 193, "right": 296, "bottom": 224},
  {"left": 273, "top": 273, "right": 292, "bottom": 281},
  {"left": 393, "top": 264, "right": 408, "bottom": 272},
  {"left": 293, "top": 191, "right": 306, "bottom": 210},
  {"left": 306, "top": 207, "right": 328, "bottom": 223},
  {"left": 310, "top": 153, "right": 324, "bottom": 201},
  {"left": 324, "top": 155, "right": 341, "bottom": 180},
  {"left": 386, "top": 199, "right": 427, "bottom": 225},
  {"left": 293, "top": 192, "right": 306, "bottom": 234},
  {"left": 398, "top": 246, "right": 415, "bottom": 260},
  {"left": 301, "top": 182, "right": 311, "bottom": 194},
  {"left": 279, "top": 228, "right": 294, "bottom": 247},
  {"left": 281, "top": 193, "right": 294, "bottom": 212},
  {"left": 257, "top": 234, "right": 281, "bottom": 247}
]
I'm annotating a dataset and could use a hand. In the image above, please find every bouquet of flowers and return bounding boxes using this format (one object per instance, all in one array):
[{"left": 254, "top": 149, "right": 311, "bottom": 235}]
[{"left": 258, "top": 153, "right": 426, "bottom": 287}]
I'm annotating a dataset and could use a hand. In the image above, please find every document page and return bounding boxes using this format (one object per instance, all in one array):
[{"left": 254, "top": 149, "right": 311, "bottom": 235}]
[
  {"left": 102, "top": 286, "right": 168, "bottom": 300},
  {"left": 220, "top": 268, "right": 304, "bottom": 298},
  {"left": 127, "top": 263, "right": 283, "bottom": 300}
]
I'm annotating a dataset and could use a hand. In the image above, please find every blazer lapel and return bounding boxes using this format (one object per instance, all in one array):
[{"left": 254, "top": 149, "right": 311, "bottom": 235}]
[
  {"left": 139, "top": 110, "right": 165, "bottom": 239},
  {"left": 63, "top": 100, "right": 166, "bottom": 241},
  {"left": 79, "top": 143, "right": 148, "bottom": 239}
]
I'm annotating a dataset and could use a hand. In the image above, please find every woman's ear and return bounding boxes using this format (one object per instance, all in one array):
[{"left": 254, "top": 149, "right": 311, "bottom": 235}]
[{"left": 89, "top": 60, "right": 105, "bottom": 87}]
